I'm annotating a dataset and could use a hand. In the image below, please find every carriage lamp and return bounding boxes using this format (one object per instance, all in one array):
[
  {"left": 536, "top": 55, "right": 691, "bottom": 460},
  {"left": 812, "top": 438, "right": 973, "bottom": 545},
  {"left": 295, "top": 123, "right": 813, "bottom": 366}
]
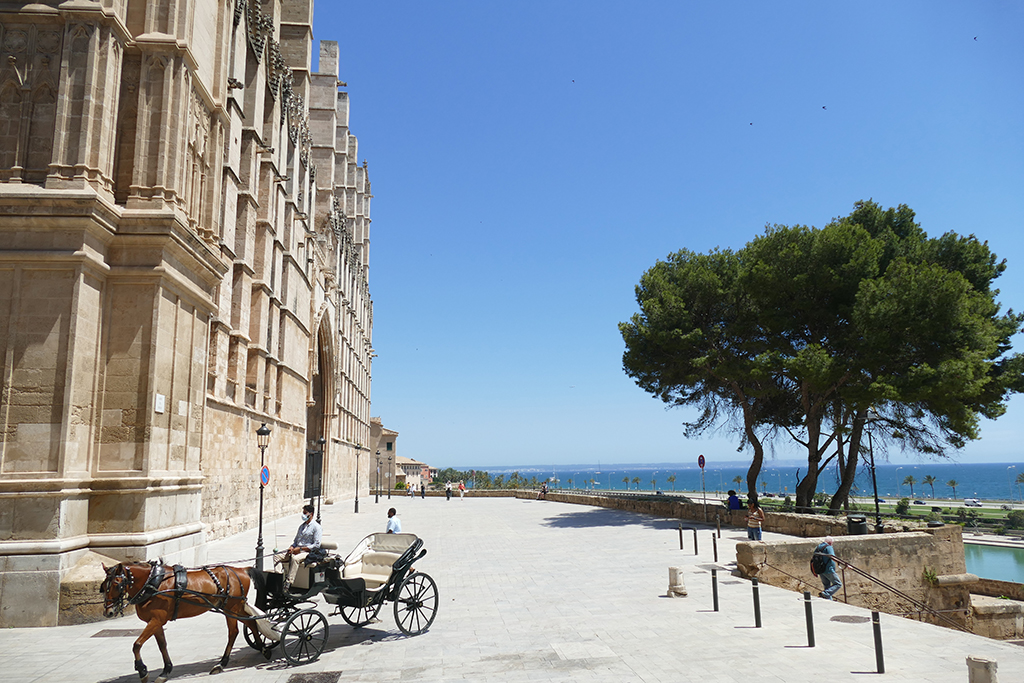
[{"left": 255, "top": 422, "right": 272, "bottom": 571}]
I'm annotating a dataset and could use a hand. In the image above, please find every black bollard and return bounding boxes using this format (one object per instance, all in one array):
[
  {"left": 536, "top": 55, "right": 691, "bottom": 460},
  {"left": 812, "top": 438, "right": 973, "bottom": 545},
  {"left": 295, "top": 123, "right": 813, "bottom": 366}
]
[
  {"left": 872, "top": 611, "right": 884, "bottom": 673},
  {"left": 692, "top": 528, "right": 699, "bottom": 556},
  {"left": 712, "top": 568, "right": 719, "bottom": 612},
  {"left": 679, "top": 522, "right": 684, "bottom": 550},
  {"left": 716, "top": 513, "right": 721, "bottom": 538},
  {"left": 803, "top": 591, "right": 815, "bottom": 647},
  {"left": 752, "top": 577, "right": 762, "bottom": 628},
  {"left": 712, "top": 533, "right": 718, "bottom": 563}
]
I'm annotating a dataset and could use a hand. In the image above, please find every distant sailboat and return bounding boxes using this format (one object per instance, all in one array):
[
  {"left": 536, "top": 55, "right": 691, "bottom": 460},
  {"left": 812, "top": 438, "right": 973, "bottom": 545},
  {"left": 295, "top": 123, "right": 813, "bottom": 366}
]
[{"left": 595, "top": 460, "right": 601, "bottom": 474}]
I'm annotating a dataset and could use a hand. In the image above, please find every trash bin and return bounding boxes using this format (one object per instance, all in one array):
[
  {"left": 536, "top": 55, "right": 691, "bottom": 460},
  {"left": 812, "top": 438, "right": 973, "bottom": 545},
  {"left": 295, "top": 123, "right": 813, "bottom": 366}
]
[{"left": 847, "top": 515, "right": 868, "bottom": 535}]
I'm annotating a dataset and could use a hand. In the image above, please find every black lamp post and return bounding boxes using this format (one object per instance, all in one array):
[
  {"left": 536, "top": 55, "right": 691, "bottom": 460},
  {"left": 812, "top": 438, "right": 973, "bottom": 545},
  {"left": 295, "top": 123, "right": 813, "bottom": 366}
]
[
  {"left": 866, "top": 410, "right": 882, "bottom": 532},
  {"left": 387, "top": 454, "right": 393, "bottom": 499},
  {"left": 375, "top": 450, "right": 381, "bottom": 503},
  {"left": 255, "top": 422, "right": 271, "bottom": 571},
  {"left": 354, "top": 442, "right": 361, "bottom": 513},
  {"left": 315, "top": 437, "right": 325, "bottom": 523}
]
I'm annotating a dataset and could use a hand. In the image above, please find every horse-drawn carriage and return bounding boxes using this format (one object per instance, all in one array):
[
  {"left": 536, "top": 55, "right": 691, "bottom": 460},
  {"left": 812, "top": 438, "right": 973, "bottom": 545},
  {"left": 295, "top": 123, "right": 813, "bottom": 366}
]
[
  {"left": 101, "top": 532, "right": 438, "bottom": 681},
  {"left": 244, "top": 532, "right": 438, "bottom": 664}
]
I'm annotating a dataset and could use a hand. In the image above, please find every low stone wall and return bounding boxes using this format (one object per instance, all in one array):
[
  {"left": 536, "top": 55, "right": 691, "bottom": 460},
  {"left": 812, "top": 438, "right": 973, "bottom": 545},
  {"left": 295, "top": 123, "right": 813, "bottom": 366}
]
[
  {"left": 734, "top": 526, "right": 974, "bottom": 629},
  {"left": 972, "top": 577, "right": 1024, "bottom": 602}
]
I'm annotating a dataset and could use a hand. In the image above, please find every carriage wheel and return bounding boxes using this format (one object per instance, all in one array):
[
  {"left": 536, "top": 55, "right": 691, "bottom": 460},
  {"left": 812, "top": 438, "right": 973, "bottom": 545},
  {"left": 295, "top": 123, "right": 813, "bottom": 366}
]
[
  {"left": 280, "top": 609, "right": 329, "bottom": 666},
  {"left": 393, "top": 572, "right": 438, "bottom": 636},
  {"left": 242, "top": 621, "right": 275, "bottom": 653},
  {"left": 339, "top": 599, "right": 383, "bottom": 628}
]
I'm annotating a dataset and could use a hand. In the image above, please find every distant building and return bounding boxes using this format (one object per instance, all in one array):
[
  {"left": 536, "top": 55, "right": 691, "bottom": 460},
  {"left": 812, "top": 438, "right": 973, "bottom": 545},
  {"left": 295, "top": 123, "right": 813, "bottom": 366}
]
[
  {"left": 370, "top": 417, "right": 399, "bottom": 490},
  {"left": 0, "top": 1, "right": 374, "bottom": 627},
  {"left": 395, "top": 456, "right": 430, "bottom": 490}
]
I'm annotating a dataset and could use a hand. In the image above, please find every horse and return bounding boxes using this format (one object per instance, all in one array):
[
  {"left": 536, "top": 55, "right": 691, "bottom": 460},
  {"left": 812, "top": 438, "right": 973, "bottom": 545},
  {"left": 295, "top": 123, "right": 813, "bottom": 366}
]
[{"left": 100, "top": 561, "right": 257, "bottom": 683}]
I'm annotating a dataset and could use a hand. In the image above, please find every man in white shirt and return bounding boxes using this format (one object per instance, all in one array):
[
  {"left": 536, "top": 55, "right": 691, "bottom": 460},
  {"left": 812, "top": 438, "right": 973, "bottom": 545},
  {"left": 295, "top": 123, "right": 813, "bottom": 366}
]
[{"left": 386, "top": 507, "right": 401, "bottom": 534}]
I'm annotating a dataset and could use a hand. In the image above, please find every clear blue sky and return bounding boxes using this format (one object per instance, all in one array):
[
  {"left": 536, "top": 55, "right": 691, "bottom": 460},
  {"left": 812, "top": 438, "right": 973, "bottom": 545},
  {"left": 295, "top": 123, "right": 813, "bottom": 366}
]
[{"left": 313, "top": 1, "right": 1024, "bottom": 468}]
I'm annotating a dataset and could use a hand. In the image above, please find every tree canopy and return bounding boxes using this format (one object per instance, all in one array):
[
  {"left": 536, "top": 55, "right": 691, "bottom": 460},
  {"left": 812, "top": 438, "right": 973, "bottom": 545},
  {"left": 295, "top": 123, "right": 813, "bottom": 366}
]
[{"left": 620, "top": 201, "right": 1023, "bottom": 510}]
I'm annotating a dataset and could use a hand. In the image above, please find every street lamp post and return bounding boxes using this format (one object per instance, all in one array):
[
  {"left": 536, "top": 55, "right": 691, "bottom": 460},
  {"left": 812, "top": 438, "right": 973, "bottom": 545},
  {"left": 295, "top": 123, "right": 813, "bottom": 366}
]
[
  {"left": 868, "top": 430, "right": 882, "bottom": 531},
  {"left": 896, "top": 467, "right": 903, "bottom": 497},
  {"left": 255, "top": 423, "right": 271, "bottom": 571},
  {"left": 1008, "top": 466, "right": 1016, "bottom": 505},
  {"left": 315, "top": 437, "right": 325, "bottom": 523},
  {"left": 387, "top": 455, "right": 393, "bottom": 499},
  {"left": 354, "top": 443, "right": 360, "bottom": 513},
  {"left": 375, "top": 450, "right": 381, "bottom": 504}
]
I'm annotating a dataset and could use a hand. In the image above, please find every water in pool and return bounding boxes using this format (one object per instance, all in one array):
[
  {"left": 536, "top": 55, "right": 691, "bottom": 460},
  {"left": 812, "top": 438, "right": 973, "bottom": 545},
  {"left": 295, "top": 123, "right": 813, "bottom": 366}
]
[{"left": 964, "top": 543, "right": 1024, "bottom": 583}]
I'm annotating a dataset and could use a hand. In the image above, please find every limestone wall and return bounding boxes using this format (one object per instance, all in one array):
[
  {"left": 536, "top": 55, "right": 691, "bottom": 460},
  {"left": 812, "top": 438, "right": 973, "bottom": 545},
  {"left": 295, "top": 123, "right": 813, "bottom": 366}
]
[{"left": 733, "top": 528, "right": 973, "bottom": 629}]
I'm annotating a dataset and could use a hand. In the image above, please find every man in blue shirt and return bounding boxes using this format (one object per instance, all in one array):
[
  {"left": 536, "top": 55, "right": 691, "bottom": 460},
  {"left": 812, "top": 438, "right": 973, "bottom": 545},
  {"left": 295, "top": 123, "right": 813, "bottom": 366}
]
[
  {"left": 816, "top": 536, "right": 842, "bottom": 600},
  {"left": 275, "top": 504, "right": 322, "bottom": 589}
]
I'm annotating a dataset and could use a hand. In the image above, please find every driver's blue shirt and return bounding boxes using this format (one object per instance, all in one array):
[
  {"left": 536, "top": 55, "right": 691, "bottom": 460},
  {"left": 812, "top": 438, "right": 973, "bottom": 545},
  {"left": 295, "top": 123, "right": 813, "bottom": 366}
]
[{"left": 292, "top": 520, "right": 322, "bottom": 550}]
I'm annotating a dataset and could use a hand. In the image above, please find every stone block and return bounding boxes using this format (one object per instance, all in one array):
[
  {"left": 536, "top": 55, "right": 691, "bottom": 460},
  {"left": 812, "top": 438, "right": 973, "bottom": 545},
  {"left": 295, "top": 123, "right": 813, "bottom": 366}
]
[{"left": 58, "top": 550, "right": 123, "bottom": 625}]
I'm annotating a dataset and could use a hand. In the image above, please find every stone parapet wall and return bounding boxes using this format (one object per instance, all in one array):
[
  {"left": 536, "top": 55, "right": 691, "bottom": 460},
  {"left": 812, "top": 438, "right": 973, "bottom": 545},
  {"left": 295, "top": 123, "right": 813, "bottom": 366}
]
[{"left": 734, "top": 528, "right": 973, "bottom": 630}]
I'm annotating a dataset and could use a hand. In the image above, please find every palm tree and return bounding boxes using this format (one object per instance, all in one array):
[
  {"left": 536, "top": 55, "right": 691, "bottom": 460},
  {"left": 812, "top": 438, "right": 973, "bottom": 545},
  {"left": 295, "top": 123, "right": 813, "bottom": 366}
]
[
  {"left": 923, "top": 475, "right": 937, "bottom": 498},
  {"left": 667, "top": 474, "right": 677, "bottom": 491},
  {"left": 732, "top": 475, "right": 743, "bottom": 488},
  {"left": 567, "top": 477, "right": 573, "bottom": 489},
  {"left": 947, "top": 479, "right": 959, "bottom": 499},
  {"left": 903, "top": 475, "right": 916, "bottom": 497},
  {"left": 631, "top": 476, "right": 641, "bottom": 490},
  {"left": 651, "top": 477, "right": 657, "bottom": 491},
  {"left": 622, "top": 476, "right": 629, "bottom": 490}
]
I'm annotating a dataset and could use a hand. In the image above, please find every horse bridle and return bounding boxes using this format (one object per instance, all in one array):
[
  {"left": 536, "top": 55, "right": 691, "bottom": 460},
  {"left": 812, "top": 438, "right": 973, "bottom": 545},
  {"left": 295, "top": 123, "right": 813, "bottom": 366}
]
[{"left": 101, "top": 564, "right": 135, "bottom": 617}]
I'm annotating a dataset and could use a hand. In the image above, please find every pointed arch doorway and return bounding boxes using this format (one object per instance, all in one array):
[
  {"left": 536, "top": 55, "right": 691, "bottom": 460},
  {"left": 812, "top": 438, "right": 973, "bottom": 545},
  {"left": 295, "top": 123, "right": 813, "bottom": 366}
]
[{"left": 305, "top": 321, "right": 332, "bottom": 517}]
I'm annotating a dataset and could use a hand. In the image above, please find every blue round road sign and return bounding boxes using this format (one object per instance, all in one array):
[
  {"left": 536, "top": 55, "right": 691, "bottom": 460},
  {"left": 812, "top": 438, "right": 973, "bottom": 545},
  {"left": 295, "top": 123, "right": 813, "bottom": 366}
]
[
  {"left": 698, "top": 454, "right": 705, "bottom": 469},
  {"left": 260, "top": 466, "right": 270, "bottom": 486}
]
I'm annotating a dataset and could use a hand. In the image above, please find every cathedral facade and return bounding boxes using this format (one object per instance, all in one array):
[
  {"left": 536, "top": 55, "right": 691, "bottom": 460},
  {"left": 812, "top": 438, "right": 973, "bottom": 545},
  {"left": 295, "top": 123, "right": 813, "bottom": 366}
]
[{"left": 0, "top": 0, "right": 373, "bottom": 627}]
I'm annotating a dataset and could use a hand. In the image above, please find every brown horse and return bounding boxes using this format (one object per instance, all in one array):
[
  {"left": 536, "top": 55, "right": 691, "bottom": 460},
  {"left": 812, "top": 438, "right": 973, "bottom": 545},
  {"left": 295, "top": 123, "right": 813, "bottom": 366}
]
[{"left": 100, "top": 561, "right": 256, "bottom": 683}]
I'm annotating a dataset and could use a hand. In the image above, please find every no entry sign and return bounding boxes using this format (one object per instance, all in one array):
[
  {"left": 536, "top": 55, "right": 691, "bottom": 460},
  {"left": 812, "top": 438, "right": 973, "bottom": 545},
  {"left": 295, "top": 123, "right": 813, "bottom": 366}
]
[{"left": 698, "top": 454, "right": 705, "bottom": 469}]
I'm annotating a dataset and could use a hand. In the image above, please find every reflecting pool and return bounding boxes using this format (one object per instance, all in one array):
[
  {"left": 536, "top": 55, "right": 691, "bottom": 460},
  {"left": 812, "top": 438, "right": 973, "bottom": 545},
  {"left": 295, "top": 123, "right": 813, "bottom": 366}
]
[{"left": 964, "top": 543, "right": 1024, "bottom": 583}]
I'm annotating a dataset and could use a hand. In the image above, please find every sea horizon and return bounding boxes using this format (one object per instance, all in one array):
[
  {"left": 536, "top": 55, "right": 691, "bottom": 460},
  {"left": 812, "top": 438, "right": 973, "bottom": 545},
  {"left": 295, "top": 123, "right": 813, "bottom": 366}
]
[{"left": 457, "top": 461, "right": 1024, "bottom": 502}]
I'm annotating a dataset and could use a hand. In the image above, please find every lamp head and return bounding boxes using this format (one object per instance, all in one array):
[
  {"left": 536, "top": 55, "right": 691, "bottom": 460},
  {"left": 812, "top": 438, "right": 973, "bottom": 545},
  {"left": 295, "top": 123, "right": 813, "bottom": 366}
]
[{"left": 256, "top": 423, "right": 271, "bottom": 449}]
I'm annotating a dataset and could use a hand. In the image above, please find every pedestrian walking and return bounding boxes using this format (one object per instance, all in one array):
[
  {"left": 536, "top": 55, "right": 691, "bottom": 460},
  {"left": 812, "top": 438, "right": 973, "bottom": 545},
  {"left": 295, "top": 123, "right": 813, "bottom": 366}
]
[
  {"left": 811, "top": 536, "right": 842, "bottom": 600},
  {"left": 420, "top": 482, "right": 425, "bottom": 499},
  {"left": 458, "top": 481, "right": 465, "bottom": 499},
  {"left": 745, "top": 499, "right": 765, "bottom": 541},
  {"left": 445, "top": 481, "right": 452, "bottom": 500}
]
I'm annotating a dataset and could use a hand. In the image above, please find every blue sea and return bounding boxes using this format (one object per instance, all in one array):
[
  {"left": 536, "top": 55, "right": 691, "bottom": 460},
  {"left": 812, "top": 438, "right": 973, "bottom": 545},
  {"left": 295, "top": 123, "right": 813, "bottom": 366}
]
[{"left": 475, "top": 461, "right": 1024, "bottom": 502}]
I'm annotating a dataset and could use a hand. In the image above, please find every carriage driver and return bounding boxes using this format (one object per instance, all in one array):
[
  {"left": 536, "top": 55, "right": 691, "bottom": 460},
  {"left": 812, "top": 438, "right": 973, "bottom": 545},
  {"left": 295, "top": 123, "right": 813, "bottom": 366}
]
[{"left": 275, "top": 503, "right": 322, "bottom": 590}]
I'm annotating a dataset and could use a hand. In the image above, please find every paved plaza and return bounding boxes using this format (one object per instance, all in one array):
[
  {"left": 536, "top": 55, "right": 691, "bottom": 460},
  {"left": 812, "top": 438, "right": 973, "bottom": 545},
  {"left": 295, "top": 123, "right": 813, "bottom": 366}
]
[{"left": 2, "top": 495, "right": 1023, "bottom": 682}]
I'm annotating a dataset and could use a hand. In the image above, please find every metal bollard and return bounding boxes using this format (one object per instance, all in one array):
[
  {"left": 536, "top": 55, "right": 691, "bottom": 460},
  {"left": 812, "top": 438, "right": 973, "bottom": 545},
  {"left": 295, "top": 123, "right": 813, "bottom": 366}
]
[
  {"left": 712, "top": 533, "right": 718, "bottom": 563},
  {"left": 752, "top": 577, "right": 762, "bottom": 628},
  {"left": 803, "top": 591, "right": 815, "bottom": 647},
  {"left": 692, "top": 528, "right": 698, "bottom": 555},
  {"left": 712, "top": 568, "right": 719, "bottom": 612},
  {"left": 872, "top": 611, "right": 884, "bottom": 673},
  {"left": 716, "top": 513, "right": 721, "bottom": 538}
]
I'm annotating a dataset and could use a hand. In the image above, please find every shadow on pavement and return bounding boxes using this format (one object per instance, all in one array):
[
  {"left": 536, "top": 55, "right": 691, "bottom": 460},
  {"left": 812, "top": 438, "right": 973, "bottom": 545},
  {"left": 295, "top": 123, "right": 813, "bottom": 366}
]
[{"left": 541, "top": 506, "right": 705, "bottom": 531}]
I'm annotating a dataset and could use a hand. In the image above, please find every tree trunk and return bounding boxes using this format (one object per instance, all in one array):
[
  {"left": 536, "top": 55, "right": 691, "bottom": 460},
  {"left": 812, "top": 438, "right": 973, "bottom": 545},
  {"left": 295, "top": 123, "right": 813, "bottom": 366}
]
[{"left": 829, "top": 410, "right": 865, "bottom": 513}]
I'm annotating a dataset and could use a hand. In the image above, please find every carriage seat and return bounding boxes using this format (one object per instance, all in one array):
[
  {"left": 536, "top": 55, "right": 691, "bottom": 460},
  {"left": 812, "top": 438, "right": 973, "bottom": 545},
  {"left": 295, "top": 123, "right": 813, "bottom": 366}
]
[
  {"left": 288, "top": 541, "right": 339, "bottom": 590},
  {"left": 341, "top": 551, "right": 401, "bottom": 590}
]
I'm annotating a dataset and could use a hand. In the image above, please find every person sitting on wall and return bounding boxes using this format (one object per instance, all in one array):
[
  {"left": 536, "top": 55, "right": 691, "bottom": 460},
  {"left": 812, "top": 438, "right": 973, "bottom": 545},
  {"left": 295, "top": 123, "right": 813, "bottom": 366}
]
[
  {"left": 274, "top": 503, "right": 321, "bottom": 590},
  {"left": 727, "top": 490, "right": 743, "bottom": 510}
]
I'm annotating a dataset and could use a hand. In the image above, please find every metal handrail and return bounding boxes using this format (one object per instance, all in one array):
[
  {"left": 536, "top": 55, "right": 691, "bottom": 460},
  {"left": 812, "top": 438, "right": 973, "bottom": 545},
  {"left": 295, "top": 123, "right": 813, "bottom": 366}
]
[{"left": 820, "top": 554, "right": 971, "bottom": 633}]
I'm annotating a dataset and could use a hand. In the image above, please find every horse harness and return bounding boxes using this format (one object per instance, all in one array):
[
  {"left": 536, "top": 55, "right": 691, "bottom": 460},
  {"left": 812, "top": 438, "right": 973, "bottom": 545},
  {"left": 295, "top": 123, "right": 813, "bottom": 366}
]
[{"left": 108, "top": 561, "right": 239, "bottom": 620}]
